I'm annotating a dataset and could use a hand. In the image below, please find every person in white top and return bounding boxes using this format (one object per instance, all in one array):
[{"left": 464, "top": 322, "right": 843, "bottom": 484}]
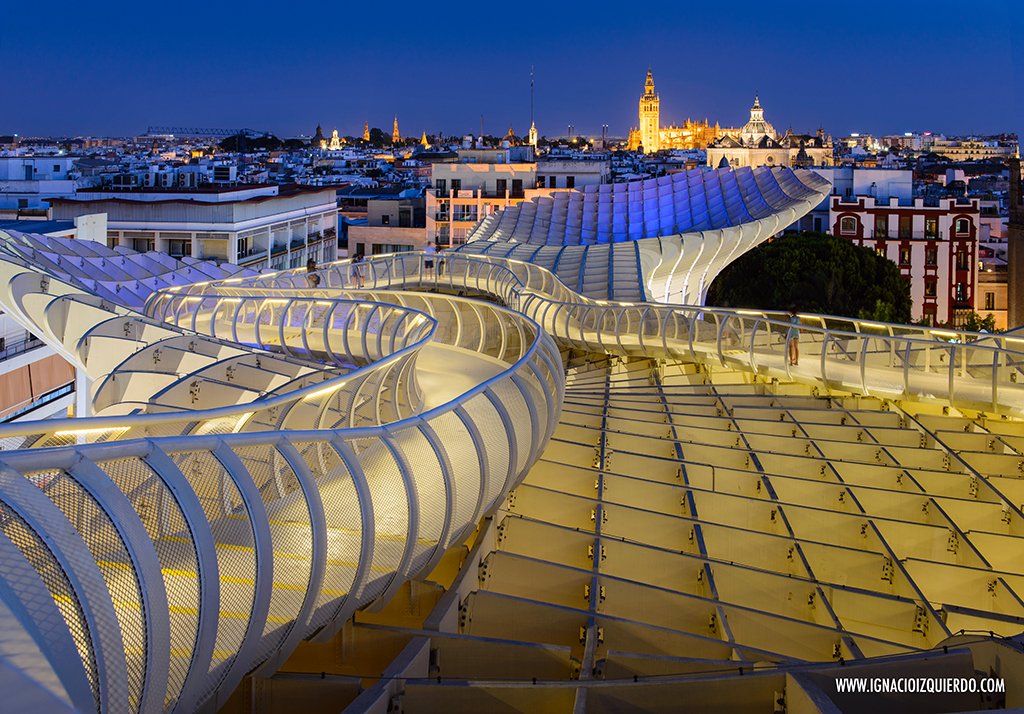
[{"left": 424, "top": 241, "right": 436, "bottom": 279}]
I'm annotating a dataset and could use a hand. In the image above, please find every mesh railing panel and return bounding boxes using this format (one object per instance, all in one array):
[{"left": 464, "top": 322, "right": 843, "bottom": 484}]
[
  {"left": 351, "top": 436, "right": 409, "bottom": 603},
  {"left": 390, "top": 428, "right": 446, "bottom": 574},
  {"left": 0, "top": 499, "right": 101, "bottom": 713},
  {"left": 292, "top": 441, "right": 361, "bottom": 636},
  {"left": 172, "top": 450, "right": 257, "bottom": 703},
  {"left": 462, "top": 395, "right": 511, "bottom": 507},
  {"left": 26, "top": 468, "right": 148, "bottom": 714},
  {"left": 98, "top": 456, "right": 198, "bottom": 712},
  {"left": 426, "top": 411, "right": 480, "bottom": 544},
  {"left": 234, "top": 445, "right": 311, "bottom": 668}
]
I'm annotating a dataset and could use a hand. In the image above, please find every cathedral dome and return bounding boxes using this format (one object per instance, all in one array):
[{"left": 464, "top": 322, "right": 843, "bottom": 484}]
[{"left": 739, "top": 93, "right": 775, "bottom": 146}]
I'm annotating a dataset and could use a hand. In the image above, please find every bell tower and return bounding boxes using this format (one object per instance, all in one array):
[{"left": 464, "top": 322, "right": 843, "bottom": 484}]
[{"left": 639, "top": 66, "right": 660, "bottom": 153}]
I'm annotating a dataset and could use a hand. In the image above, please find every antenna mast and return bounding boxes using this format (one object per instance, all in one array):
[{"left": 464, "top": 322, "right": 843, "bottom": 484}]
[{"left": 531, "top": 66, "right": 534, "bottom": 126}]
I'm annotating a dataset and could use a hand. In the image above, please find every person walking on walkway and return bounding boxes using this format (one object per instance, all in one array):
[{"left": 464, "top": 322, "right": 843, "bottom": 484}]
[
  {"left": 306, "top": 257, "right": 320, "bottom": 287},
  {"left": 424, "top": 241, "right": 436, "bottom": 279},
  {"left": 787, "top": 305, "right": 800, "bottom": 366},
  {"left": 349, "top": 253, "right": 365, "bottom": 289}
]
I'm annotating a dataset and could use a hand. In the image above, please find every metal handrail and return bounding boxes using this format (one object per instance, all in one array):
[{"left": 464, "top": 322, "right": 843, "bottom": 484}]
[{"left": 233, "top": 251, "right": 1024, "bottom": 418}]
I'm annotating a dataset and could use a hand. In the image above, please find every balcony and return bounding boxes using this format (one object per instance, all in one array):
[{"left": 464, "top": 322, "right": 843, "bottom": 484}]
[
  {"left": 434, "top": 213, "right": 450, "bottom": 222},
  {"left": 0, "top": 334, "right": 45, "bottom": 363},
  {"left": 871, "top": 231, "right": 944, "bottom": 241},
  {"left": 238, "top": 246, "right": 266, "bottom": 260}
]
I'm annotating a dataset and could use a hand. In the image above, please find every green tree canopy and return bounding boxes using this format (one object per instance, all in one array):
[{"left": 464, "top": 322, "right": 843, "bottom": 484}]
[
  {"left": 218, "top": 133, "right": 281, "bottom": 152},
  {"left": 705, "top": 232, "right": 912, "bottom": 323},
  {"left": 367, "top": 127, "right": 391, "bottom": 148}
]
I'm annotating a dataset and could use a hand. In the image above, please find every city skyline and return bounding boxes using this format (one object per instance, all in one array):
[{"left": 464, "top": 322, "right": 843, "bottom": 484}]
[{"left": 3, "top": 0, "right": 1020, "bottom": 140}]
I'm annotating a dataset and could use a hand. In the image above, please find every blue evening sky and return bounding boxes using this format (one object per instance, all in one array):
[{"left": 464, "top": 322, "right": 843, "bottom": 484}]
[{"left": 3, "top": 0, "right": 1020, "bottom": 140}]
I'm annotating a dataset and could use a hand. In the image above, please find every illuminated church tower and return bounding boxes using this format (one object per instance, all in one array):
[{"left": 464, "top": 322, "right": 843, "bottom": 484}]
[
  {"left": 639, "top": 67, "right": 660, "bottom": 153},
  {"left": 363, "top": 121, "right": 370, "bottom": 142},
  {"left": 392, "top": 116, "right": 401, "bottom": 143}
]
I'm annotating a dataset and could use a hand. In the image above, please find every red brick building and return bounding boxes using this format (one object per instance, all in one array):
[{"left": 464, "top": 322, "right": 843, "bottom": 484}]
[{"left": 830, "top": 195, "right": 980, "bottom": 326}]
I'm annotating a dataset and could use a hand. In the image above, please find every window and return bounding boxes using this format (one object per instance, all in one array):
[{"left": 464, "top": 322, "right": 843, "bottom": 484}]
[
  {"left": 566, "top": 176, "right": 575, "bottom": 189},
  {"left": 169, "top": 240, "right": 191, "bottom": 258},
  {"left": 925, "top": 218, "right": 938, "bottom": 238},
  {"left": 956, "top": 250, "right": 967, "bottom": 270},
  {"left": 511, "top": 179, "right": 523, "bottom": 198},
  {"left": 925, "top": 247, "right": 937, "bottom": 266},
  {"left": 17, "top": 199, "right": 28, "bottom": 209},
  {"left": 898, "top": 216, "right": 912, "bottom": 239},
  {"left": 435, "top": 179, "right": 446, "bottom": 194},
  {"left": 956, "top": 282, "right": 966, "bottom": 302},
  {"left": 453, "top": 206, "right": 478, "bottom": 223},
  {"left": 548, "top": 176, "right": 557, "bottom": 189},
  {"left": 53, "top": 164, "right": 60, "bottom": 172},
  {"left": 496, "top": 179, "right": 507, "bottom": 197},
  {"left": 451, "top": 179, "right": 461, "bottom": 193},
  {"left": 381, "top": 214, "right": 390, "bottom": 226},
  {"left": 840, "top": 216, "right": 856, "bottom": 234},
  {"left": 874, "top": 216, "right": 887, "bottom": 238},
  {"left": 537, "top": 176, "right": 546, "bottom": 188},
  {"left": 876, "top": 247, "right": 886, "bottom": 257},
  {"left": 955, "top": 218, "right": 970, "bottom": 235},
  {"left": 924, "top": 281, "right": 937, "bottom": 297},
  {"left": 986, "top": 292, "right": 996, "bottom": 311},
  {"left": 899, "top": 248, "right": 910, "bottom": 265}
]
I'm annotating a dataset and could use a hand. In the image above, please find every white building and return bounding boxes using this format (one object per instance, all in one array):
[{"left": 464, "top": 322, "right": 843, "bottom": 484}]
[
  {"left": 48, "top": 184, "right": 339, "bottom": 271},
  {"left": 787, "top": 167, "right": 914, "bottom": 234},
  {"left": 426, "top": 148, "right": 610, "bottom": 246},
  {"left": 0, "top": 156, "right": 81, "bottom": 211}
]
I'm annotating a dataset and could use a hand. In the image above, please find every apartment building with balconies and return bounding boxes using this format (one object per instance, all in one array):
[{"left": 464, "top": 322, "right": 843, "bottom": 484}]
[
  {"left": 426, "top": 148, "right": 611, "bottom": 246},
  {"left": 830, "top": 194, "right": 981, "bottom": 326},
  {"left": 48, "top": 183, "right": 338, "bottom": 271}
]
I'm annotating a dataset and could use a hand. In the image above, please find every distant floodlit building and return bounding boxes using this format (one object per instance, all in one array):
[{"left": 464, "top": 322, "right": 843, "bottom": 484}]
[
  {"left": 627, "top": 68, "right": 739, "bottom": 152},
  {"left": 706, "top": 94, "right": 834, "bottom": 169}
]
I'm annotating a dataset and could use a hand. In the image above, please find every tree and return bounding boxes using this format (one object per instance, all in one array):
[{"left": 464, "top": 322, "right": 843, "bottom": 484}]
[
  {"left": 367, "top": 128, "right": 391, "bottom": 148},
  {"left": 282, "top": 138, "right": 306, "bottom": 151},
  {"left": 705, "top": 232, "right": 912, "bottom": 323},
  {"left": 960, "top": 311, "right": 999, "bottom": 333},
  {"left": 218, "top": 134, "right": 281, "bottom": 153}
]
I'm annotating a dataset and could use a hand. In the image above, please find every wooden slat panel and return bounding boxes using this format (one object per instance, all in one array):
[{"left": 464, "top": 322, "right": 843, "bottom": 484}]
[{"left": 28, "top": 354, "right": 75, "bottom": 397}]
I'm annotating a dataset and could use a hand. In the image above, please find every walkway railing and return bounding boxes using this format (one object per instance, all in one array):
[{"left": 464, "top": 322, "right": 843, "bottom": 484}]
[
  {"left": 242, "top": 252, "right": 1024, "bottom": 419},
  {"left": 0, "top": 259, "right": 562, "bottom": 714}
]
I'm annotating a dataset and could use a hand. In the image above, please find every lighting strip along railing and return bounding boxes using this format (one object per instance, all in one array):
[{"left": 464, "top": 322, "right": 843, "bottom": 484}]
[
  {"left": 0, "top": 263, "right": 563, "bottom": 714},
  {"left": 241, "top": 252, "right": 1024, "bottom": 419}
]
